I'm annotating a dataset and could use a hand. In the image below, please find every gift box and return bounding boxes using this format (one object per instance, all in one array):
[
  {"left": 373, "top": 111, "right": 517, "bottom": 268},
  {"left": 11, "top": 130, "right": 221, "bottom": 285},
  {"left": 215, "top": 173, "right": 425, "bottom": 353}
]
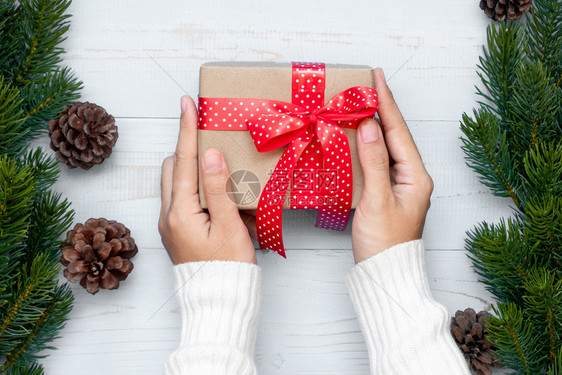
[{"left": 197, "top": 61, "right": 378, "bottom": 257}]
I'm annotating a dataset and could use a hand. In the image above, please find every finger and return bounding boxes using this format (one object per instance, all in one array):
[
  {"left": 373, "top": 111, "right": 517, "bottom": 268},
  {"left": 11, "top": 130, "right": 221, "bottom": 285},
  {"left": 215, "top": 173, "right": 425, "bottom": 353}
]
[
  {"left": 160, "top": 156, "right": 174, "bottom": 217},
  {"left": 200, "top": 148, "right": 242, "bottom": 228},
  {"left": 373, "top": 68, "right": 424, "bottom": 169},
  {"left": 356, "top": 118, "right": 393, "bottom": 205},
  {"left": 171, "top": 96, "right": 200, "bottom": 205},
  {"left": 239, "top": 211, "right": 257, "bottom": 239}
]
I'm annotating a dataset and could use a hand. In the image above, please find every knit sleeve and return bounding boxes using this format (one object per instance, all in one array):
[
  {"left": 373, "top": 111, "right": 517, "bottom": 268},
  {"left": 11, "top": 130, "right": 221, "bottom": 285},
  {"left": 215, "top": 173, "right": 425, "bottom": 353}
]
[
  {"left": 163, "top": 260, "right": 261, "bottom": 375},
  {"left": 345, "top": 240, "right": 471, "bottom": 375}
]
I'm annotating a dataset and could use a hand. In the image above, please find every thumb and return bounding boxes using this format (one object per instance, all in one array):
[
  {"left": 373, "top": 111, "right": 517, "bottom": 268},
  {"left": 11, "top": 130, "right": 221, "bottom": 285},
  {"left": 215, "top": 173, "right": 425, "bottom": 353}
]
[
  {"left": 356, "top": 118, "right": 393, "bottom": 205},
  {"left": 200, "top": 148, "right": 242, "bottom": 229}
]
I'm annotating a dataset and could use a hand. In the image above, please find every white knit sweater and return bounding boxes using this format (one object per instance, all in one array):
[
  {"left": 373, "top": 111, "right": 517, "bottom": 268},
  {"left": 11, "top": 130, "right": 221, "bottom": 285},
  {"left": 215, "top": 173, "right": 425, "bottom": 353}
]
[{"left": 163, "top": 240, "right": 470, "bottom": 374}]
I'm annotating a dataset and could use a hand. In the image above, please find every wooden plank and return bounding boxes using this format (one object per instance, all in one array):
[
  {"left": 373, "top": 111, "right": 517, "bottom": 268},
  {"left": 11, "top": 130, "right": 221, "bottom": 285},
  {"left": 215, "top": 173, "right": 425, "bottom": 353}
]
[
  {"left": 58, "top": 0, "right": 490, "bottom": 120},
  {"left": 27, "top": 1, "right": 516, "bottom": 372},
  {"left": 31, "top": 118, "right": 513, "bottom": 251},
  {"left": 41, "top": 249, "right": 504, "bottom": 374}
]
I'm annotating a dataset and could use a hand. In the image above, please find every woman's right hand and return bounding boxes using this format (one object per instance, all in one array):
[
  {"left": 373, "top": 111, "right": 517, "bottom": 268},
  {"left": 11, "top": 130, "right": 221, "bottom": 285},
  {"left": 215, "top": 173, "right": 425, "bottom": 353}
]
[{"left": 351, "top": 68, "right": 434, "bottom": 263}]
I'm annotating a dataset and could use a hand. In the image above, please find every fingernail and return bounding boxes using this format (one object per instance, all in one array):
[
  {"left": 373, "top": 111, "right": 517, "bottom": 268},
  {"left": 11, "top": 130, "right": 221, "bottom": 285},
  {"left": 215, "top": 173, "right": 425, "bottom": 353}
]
[
  {"left": 203, "top": 151, "right": 223, "bottom": 173},
  {"left": 181, "top": 96, "right": 189, "bottom": 113},
  {"left": 360, "top": 120, "right": 380, "bottom": 143}
]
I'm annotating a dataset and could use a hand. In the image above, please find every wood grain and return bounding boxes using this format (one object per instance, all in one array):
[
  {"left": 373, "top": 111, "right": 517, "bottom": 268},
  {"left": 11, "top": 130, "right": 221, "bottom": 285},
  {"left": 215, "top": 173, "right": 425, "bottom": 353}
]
[{"left": 37, "top": 0, "right": 510, "bottom": 373}]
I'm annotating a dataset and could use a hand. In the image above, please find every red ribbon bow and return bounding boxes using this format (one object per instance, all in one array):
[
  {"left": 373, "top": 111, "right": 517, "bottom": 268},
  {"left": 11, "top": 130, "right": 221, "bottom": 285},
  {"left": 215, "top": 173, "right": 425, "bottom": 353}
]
[{"left": 198, "top": 62, "right": 378, "bottom": 258}]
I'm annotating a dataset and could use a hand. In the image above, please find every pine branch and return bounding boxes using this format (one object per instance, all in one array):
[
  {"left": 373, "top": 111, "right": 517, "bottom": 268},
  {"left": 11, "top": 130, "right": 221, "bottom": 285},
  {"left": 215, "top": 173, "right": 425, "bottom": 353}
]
[
  {"left": 460, "top": 109, "right": 522, "bottom": 206},
  {"left": 463, "top": 1, "right": 562, "bottom": 373},
  {"left": 14, "top": 0, "right": 72, "bottom": 85},
  {"left": 26, "top": 190, "right": 74, "bottom": 266},
  {"left": 465, "top": 219, "right": 530, "bottom": 304},
  {"left": 19, "top": 67, "right": 82, "bottom": 139},
  {"left": 0, "top": 284, "right": 72, "bottom": 372},
  {"left": 476, "top": 21, "right": 525, "bottom": 126},
  {"left": 0, "top": 0, "right": 79, "bottom": 371},
  {"left": 21, "top": 149, "right": 60, "bottom": 193},
  {"left": 522, "top": 141, "right": 562, "bottom": 198},
  {"left": 518, "top": 195, "right": 562, "bottom": 264},
  {"left": 0, "top": 156, "right": 35, "bottom": 278},
  {"left": 4, "top": 362, "right": 44, "bottom": 375},
  {"left": 547, "top": 347, "right": 562, "bottom": 375},
  {"left": 523, "top": 268, "right": 562, "bottom": 367},
  {"left": 0, "top": 3, "right": 23, "bottom": 81},
  {"left": 0, "top": 254, "right": 61, "bottom": 363},
  {"left": 508, "top": 61, "right": 560, "bottom": 162},
  {"left": 0, "top": 78, "right": 27, "bottom": 157},
  {"left": 526, "top": 0, "right": 562, "bottom": 89},
  {"left": 487, "top": 303, "right": 546, "bottom": 374}
]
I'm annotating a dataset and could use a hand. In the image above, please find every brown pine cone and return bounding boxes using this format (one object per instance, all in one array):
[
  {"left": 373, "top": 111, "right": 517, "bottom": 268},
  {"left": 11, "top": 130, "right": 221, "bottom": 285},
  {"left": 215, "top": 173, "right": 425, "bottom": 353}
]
[
  {"left": 479, "top": 0, "right": 532, "bottom": 21},
  {"left": 60, "top": 218, "right": 138, "bottom": 295},
  {"left": 49, "top": 102, "right": 118, "bottom": 170},
  {"left": 451, "top": 308, "right": 503, "bottom": 375}
]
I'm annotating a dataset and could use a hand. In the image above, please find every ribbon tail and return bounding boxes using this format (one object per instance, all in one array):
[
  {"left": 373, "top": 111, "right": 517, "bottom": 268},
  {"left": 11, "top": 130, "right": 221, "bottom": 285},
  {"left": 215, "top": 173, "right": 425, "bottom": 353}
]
[
  {"left": 314, "top": 120, "right": 353, "bottom": 232},
  {"left": 256, "top": 130, "right": 314, "bottom": 257}
]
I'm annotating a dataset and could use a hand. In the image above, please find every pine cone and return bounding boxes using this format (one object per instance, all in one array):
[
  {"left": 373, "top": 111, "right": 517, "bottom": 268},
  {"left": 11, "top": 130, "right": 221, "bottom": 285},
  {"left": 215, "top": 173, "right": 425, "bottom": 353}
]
[
  {"left": 451, "top": 308, "right": 503, "bottom": 375},
  {"left": 60, "top": 218, "right": 138, "bottom": 295},
  {"left": 479, "top": 0, "right": 532, "bottom": 21},
  {"left": 49, "top": 102, "right": 118, "bottom": 170}
]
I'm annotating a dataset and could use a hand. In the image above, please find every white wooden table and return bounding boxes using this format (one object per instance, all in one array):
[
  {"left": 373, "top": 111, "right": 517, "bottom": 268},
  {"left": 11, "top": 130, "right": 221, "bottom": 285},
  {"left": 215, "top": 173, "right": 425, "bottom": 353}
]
[{"left": 37, "top": 1, "right": 511, "bottom": 373}]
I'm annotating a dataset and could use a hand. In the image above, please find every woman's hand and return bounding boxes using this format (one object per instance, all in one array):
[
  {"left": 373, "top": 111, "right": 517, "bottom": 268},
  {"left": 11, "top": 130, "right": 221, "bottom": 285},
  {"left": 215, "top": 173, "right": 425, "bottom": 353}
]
[
  {"left": 352, "top": 68, "right": 434, "bottom": 263},
  {"left": 159, "top": 96, "right": 256, "bottom": 265}
]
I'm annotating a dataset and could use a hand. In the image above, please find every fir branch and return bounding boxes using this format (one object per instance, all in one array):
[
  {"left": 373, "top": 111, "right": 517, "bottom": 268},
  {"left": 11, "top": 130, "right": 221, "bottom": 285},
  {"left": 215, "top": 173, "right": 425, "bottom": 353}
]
[
  {"left": 488, "top": 303, "right": 545, "bottom": 374},
  {"left": 0, "top": 156, "right": 34, "bottom": 315},
  {"left": 19, "top": 67, "right": 82, "bottom": 138},
  {"left": 460, "top": 109, "right": 521, "bottom": 206},
  {"left": 508, "top": 61, "right": 560, "bottom": 160},
  {"left": 0, "top": 0, "right": 79, "bottom": 371},
  {"left": 0, "top": 156, "right": 35, "bottom": 274},
  {"left": 4, "top": 361, "right": 44, "bottom": 375},
  {"left": 465, "top": 219, "right": 530, "bottom": 304},
  {"left": 14, "top": 0, "right": 72, "bottom": 85},
  {"left": 519, "top": 195, "right": 562, "bottom": 263},
  {"left": 547, "top": 347, "right": 562, "bottom": 375},
  {"left": 25, "top": 190, "right": 74, "bottom": 266},
  {"left": 0, "top": 78, "right": 27, "bottom": 157},
  {"left": 526, "top": 0, "right": 562, "bottom": 89},
  {"left": 0, "top": 3, "right": 23, "bottom": 81},
  {"left": 21, "top": 149, "right": 60, "bottom": 193},
  {"left": 522, "top": 141, "right": 562, "bottom": 198},
  {"left": 523, "top": 269, "right": 562, "bottom": 367},
  {"left": 0, "top": 284, "right": 72, "bottom": 372},
  {"left": 0, "top": 254, "right": 61, "bottom": 362},
  {"left": 476, "top": 21, "right": 525, "bottom": 126},
  {"left": 463, "top": 1, "right": 562, "bottom": 373}
]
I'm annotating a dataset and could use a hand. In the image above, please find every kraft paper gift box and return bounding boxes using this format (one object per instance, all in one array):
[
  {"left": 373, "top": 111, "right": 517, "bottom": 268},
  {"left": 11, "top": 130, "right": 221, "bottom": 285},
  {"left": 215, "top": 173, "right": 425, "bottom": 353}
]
[{"left": 197, "top": 61, "right": 375, "bottom": 210}]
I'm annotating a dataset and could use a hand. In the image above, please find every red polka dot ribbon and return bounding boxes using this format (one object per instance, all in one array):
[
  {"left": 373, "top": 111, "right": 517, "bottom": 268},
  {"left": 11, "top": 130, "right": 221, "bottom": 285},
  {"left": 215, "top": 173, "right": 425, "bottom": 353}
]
[{"left": 198, "top": 62, "right": 378, "bottom": 257}]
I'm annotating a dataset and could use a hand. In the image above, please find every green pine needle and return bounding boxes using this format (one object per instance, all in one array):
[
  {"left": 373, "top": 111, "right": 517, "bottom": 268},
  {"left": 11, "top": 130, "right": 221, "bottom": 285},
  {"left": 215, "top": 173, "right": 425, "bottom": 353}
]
[
  {"left": 4, "top": 361, "right": 45, "bottom": 375},
  {"left": 13, "top": 0, "right": 72, "bottom": 85},
  {"left": 460, "top": 109, "right": 522, "bottom": 206},
  {"left": 547, "top": 347, "right": 562, "bottom": 375},
  {"left": 462, "top": 1, "right": 562, "bottom": 373},
  {"left": 526, "top": 0, "right": 562, "bottom": 88},
  {"left": 0, "top": 0, "right": 80, "bottom": 371},
  {"left": 522, "top": 141, "right": 562, "bottom": 198},
  {"left": 488, "top": 303, "right": 546, "bottom": 374},
  {"left": 508, "top": 61, "right": 560, "bottom": 161},
  {"left": 519, "top": 195, "right": 562, "bottom": 263},
  {"left": 523, "top": 268, "right": 562, "bottom": 366},
  {"left": 19, "top": 67, "right": 83, "bottom": 135},
  {"left": 466, "top": 219, "right": 532, "bottom": 304},
  {"left": 0, "top": 78, "right": 27, "bottom": 157},
  {"left": 475, "top": 21, "right": 525, "bottom": 126}
]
